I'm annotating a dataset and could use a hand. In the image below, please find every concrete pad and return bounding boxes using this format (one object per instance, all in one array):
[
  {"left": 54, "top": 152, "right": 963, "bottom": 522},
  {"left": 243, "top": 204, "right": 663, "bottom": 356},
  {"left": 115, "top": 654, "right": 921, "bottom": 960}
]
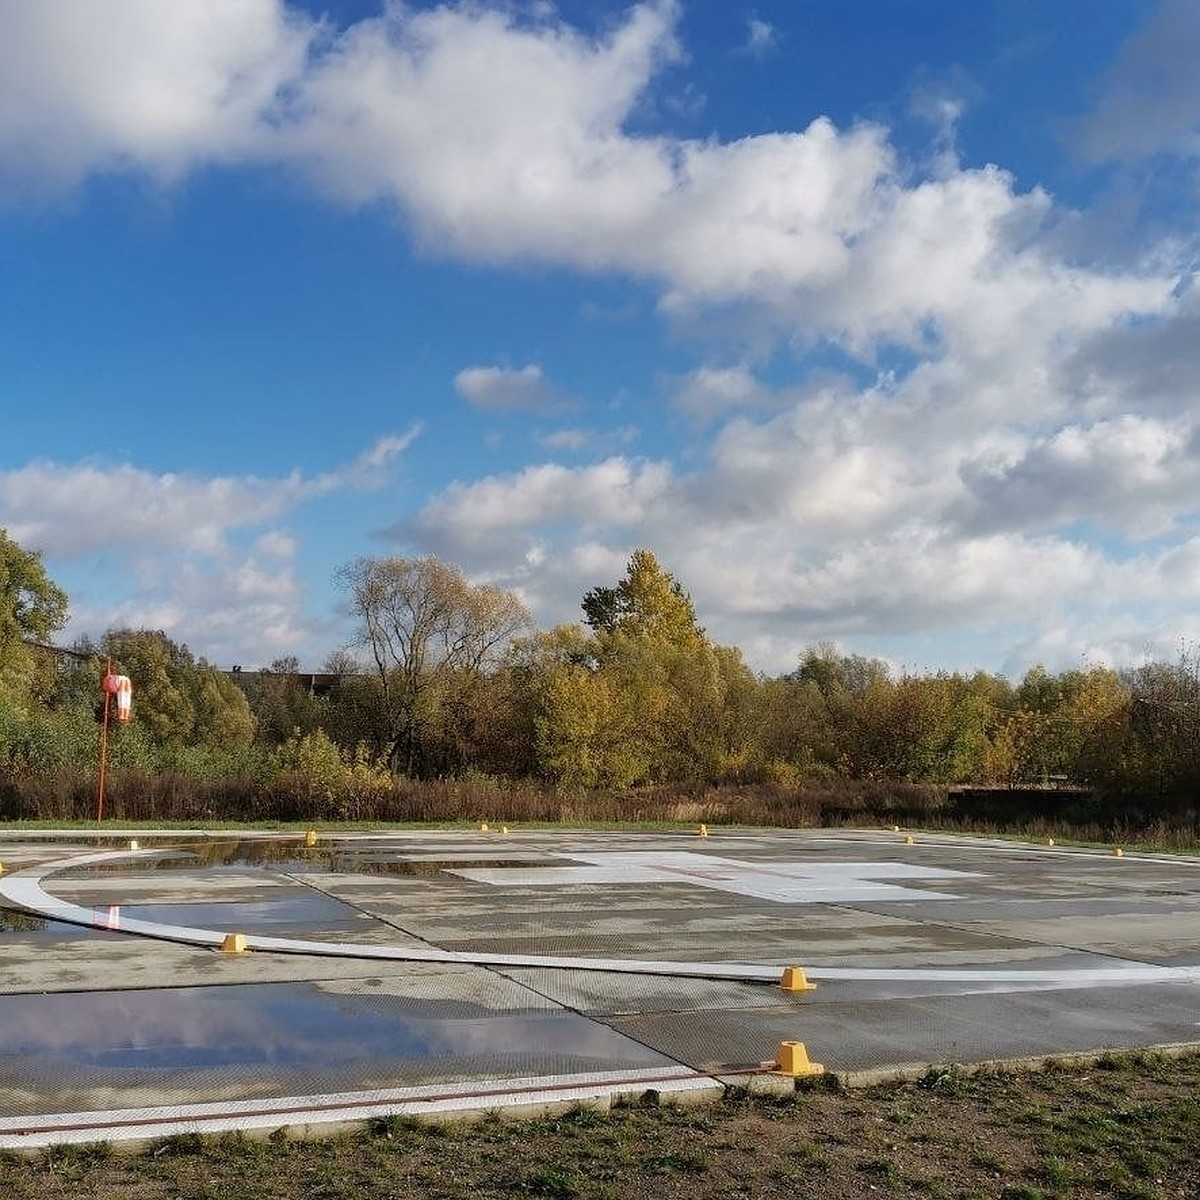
[{"left": 3, "top": 826, "right": 1200, "bottom": 1145}]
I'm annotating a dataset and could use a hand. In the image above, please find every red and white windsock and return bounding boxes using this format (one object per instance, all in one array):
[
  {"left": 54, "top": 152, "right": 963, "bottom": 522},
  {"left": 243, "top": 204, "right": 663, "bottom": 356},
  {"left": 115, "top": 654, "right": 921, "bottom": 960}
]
[{"left": 103, "top": 674, "right": 133, "bottom": 723}]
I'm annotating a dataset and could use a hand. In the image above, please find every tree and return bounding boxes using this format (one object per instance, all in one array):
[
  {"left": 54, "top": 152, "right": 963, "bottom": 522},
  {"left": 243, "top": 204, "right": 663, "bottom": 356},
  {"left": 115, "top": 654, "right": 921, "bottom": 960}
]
[
  {"left": 537, "top": 549, "right": 755, "bottom": 784},
  {"left": 101, "top": 629, "right": 255, "bottom": 749},
  {"left": 337, "top": 555, "right": 531, "bottom": 775},
  {"left": 583, "top": 548, "right": 705, "bottom": 650},
  {"left": 234, "top": 656, "right": 327, "bottom": 747},
  {"left": 0, "top": 528, "right": 69, "bottom": 702}
]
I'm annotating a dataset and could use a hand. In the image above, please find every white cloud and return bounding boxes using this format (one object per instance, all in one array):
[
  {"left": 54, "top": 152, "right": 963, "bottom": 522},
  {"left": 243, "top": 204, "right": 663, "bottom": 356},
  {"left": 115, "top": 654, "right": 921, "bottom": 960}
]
[
  {"left": 0, "top": 461, "right": 304, "bottom": 557},
  {"left": 1, "top": 436, "right": 413, "bottom": 668},
  {"left": 739, "top": 16, "right": 778, "bottom": 59},
  {"left": 0, "top": 0, "right": 313, "bottom": 194},
  {"left": 405, "top": 457, "right": 672, "bottom": 567},
  {"left": 537, "top": 424, "right": 639, "bottom": 453},
  {"left": 405, "top": 292, "right": 1200, "bottom": 675},
  {"left": 0, "top": 1, "right": 1195, "bottom": 674},
  {"left": 454, "top": 365, "right": 570, "bottom": 414},
  {"left": 0, "top": 1, "right": 1177, "bottom": 354},
  {"left": 671, "top": 364, "right": 774, "bottom": 420},
  {"left": 537, "top": 428, "right": 591, "bottom": 452},
  {"left": 957, "top": 415, "right": 1200, "bottom": 538},
  {"left": 72, "top": 545, "right": 313, "bottom": 670},
  {"left": 0, "top": 433, "right": 414, "bottom": 557}
]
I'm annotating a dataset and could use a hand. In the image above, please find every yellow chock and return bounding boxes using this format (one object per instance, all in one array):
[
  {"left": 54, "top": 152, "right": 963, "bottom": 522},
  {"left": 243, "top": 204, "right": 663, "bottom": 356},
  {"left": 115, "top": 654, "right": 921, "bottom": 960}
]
[
  {"left": 774, "top": 1041, "right": 824, "bottom": 1077},
  {"left": 500, "top": 825, "right": 509, "bottom": 835},
  {"left": 128, "top": 839, "right": 139, "bottom": 851},
  {"left": 892, "top": 825, "right": 900, "bottom": 833},
  {"left": 699, "top": 823, "right": 709, "bottom": 837},
  {"left": 779, "top": 966, "right": 817, "bottom": 992},
  {"left": 904, "top": 834, "right": 915, "bottom": 846},
  {"left": 1113, "top": 847, "right": 1124, "bottom": 857},
  {"left": 305, "top": 829, "right": 318, "bottom": 847},
  {"left": 1046, "top": 838, "right": 1055, "bottom": 847},
  {"left": 0, "top": 861, "right": 5, "bottom": 875},
  {"left": 220, "top": 933, "right": 250, "bottom": 955}
]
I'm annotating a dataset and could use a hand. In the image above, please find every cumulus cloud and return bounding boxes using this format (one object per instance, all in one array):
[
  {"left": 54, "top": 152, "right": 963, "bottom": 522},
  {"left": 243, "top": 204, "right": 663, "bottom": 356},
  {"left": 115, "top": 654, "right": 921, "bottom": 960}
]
[
  {"left": 0, "top": 1, "right": 1195, "bottom": 672},
  {"left": 671, "top": 364, "right": 775, "bottom": 420},
  {"left": 0, "top": 1, "right": 1175, "bottom": 352},
  {"left": 73, "top": 541, "right": 313, "bottom": 669},
  {"left": 402, "top": 457, "right": 673, "bottom": 567},
  {"left": 957, "top": 415, "right": 1200, "bottom": 538},
  {"left": 405, "top": 311, "right": 1200, "bottom": 674},
  {"left": 1, "top": 435, "right": 413, "bottom": 667},
  {"left": 454, "top": 365, "right": 570, "bottom": 414},
  {"left": 0, "top": 0, "right": 313, "bottom": 194}
]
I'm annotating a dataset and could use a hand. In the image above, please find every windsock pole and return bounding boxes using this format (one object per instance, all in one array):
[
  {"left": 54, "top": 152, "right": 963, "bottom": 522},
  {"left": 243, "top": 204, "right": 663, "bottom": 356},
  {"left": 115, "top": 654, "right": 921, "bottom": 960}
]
[{"left": 97, "top": 658, "right": 112, "bottom": 823}]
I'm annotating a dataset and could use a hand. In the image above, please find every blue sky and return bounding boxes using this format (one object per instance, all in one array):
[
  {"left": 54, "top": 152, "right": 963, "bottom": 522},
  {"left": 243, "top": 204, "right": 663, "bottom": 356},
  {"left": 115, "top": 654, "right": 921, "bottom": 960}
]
[{"left": 2, "top": 0, "right": 1198, "bottom": 677}]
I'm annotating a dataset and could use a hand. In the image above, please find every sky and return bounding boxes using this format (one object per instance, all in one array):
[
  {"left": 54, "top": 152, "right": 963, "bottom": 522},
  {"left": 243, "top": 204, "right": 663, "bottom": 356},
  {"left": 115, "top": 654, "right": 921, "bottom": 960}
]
[{"left": 1, "top": 0, "right": 1199, "bottom": 679}]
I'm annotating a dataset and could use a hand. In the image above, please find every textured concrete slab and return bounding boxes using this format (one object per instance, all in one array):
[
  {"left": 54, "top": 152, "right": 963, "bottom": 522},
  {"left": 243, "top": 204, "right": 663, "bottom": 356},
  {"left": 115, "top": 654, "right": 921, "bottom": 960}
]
[{"left": 2, "top": 826, "right": 1200, "bottom": 1145}]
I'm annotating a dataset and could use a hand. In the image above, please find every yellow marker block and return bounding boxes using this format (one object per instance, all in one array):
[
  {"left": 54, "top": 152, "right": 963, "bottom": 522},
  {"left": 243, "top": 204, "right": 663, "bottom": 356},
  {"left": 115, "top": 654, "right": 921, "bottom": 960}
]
[
  {"left": 220, "top": 933, "right": 250, "bottom": 954},
  {"left": 500, "top": 826, "right": 509, "bottom": 835},
  {"left": 305, "top": 829, "right": 318, "bottom": 847},
  {"left": 699, "top": 823, "right": 709, "bottom": 837},
  {"left": 128, "top": 839, "right": 139, "bottom": 851},
  {"left": 0, "top": 862, "right": 4, "bottom": 875},
  {"left": 904, "top": 834, "right": 915, "bottom": 846},
  {"left": 775, "top": 1041, "right": 824, "bottom": 1077},
  {"left": 1046, "top": 838, "right": 1055, "bottom": 847},
  {"left": 779, "top": 966, "right": 816, "bottom": 992},
  {"left": 1113, "top": 847, "right": 1124, "bottom": 857},
  {"left": 892, "top": 825, "right": 900, "bottom": 833},
  {"left": 480, "top": 822, "right": 489, "bottom": 832}
]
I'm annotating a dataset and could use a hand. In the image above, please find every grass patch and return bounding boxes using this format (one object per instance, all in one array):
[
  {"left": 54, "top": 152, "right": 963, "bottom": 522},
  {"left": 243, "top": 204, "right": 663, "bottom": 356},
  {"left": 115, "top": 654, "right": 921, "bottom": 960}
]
[{"left": 6, "top": 1053, "right": 1198, "bottom": 1199}]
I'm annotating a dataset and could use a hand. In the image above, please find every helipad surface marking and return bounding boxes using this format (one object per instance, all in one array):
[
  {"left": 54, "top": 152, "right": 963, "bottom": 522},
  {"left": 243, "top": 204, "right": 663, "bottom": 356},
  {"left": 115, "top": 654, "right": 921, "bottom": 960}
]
[
  {"left": 451, "top": 851, "right": 977, "bottom": 903},
  {"left": 4, "top": 846, "right": 1200, "bottom": 988}
]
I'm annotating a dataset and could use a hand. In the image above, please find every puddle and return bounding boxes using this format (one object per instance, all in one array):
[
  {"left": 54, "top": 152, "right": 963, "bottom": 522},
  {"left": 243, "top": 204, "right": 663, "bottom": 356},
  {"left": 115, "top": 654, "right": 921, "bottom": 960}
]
[
  {"left": 114, "top": 894, "right": 373, "bottom": 931},
  {"left": 0, "top": 981, "right": 673, "bottom": 1112}
]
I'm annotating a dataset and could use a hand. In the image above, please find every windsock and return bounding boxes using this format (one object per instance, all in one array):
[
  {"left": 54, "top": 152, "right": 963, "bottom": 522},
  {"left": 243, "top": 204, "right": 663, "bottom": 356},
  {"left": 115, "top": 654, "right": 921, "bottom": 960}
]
[{"left": 104, "top": 674, "right": 133, "bottom": 722}]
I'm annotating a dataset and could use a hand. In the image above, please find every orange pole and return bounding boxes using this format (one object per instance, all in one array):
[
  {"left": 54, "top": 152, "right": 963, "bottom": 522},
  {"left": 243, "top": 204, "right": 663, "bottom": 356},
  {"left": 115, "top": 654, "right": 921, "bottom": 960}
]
[{"left": 96, "top": 657, "right": 111, "bottom": 823}]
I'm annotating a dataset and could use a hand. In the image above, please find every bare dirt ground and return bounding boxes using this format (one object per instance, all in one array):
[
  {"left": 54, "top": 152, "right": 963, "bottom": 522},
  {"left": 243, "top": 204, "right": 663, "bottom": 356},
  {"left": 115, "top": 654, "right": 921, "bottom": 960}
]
[{"left": 4, "top": 1051, "right": 1199, "bottom": 1199}]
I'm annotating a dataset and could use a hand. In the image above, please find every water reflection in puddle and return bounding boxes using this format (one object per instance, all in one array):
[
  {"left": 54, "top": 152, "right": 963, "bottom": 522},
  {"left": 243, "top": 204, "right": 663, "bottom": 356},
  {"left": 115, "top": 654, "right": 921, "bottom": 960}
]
[
  {"left": 115, "top": 894, "right": 371, "bottom": 931},
  {"left": 0, "top": 981, "right": 672, "bottom": 1111},
  {"left": 53, "top": 839, "right": 561, "bottom": 880}
]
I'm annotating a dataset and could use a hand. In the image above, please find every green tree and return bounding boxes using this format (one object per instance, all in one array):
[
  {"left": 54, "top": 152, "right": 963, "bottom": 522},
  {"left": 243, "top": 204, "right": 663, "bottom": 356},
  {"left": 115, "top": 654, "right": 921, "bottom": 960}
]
[
  {"left": 101, "top": 629, "right": 255, "bottom": 750},
  {"left": 0, "top": 528, "right": 69, "bottom": 703},
  {"left": 234, "top": 656, "right": 328, "bottom": 747}
]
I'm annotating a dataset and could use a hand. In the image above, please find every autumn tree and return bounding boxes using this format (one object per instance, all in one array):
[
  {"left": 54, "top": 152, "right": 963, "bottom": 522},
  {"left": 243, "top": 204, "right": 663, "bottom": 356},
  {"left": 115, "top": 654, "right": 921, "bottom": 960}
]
[
  {"left": 337, "top": 555, "right": 531, "bottom": 775},
  {"left": 537, "top": 550, "right": 756, "bottom": 785}
]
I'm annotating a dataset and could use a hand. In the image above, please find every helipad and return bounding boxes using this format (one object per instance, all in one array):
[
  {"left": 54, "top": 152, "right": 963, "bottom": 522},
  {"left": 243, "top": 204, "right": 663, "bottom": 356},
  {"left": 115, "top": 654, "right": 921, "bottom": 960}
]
[{"left": 1, "top": 827, "right": 1198, "bottom": 1148}]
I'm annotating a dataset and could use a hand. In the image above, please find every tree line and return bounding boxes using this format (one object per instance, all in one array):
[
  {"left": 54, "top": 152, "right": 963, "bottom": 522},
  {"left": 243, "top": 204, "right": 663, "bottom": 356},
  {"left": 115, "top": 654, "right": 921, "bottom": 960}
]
[{"left": 2, "top": 527, "right": 1198, "bottom": 822}]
